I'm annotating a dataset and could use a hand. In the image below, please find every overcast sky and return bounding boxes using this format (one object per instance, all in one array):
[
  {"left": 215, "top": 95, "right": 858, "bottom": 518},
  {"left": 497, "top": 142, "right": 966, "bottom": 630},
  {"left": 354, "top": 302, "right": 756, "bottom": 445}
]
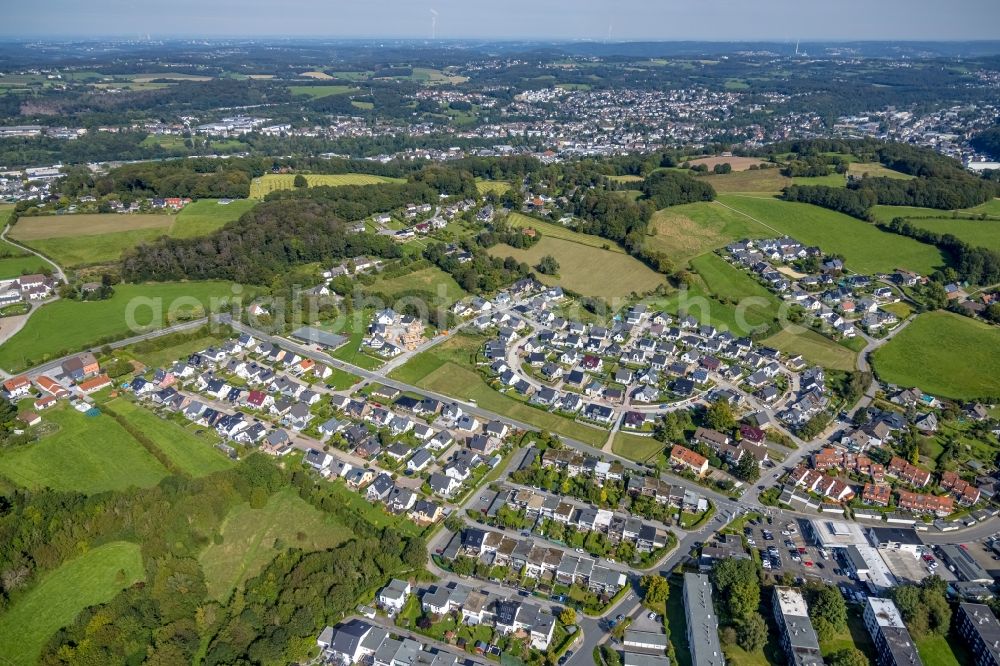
[{"left": 4, "top": 0, "right": 999, "bottom": 41}]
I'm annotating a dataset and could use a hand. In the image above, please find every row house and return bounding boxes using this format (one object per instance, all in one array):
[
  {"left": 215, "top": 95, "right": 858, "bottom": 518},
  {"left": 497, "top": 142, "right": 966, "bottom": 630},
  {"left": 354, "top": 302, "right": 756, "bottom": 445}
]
[
  {"left": 788, "top": 464, "right": 855, "bottom": 503},
  {"left": 887, "top": 457, "right": 932, "bottom": 488},
  {"left": 897, "top": 490, "right": 954, "bottom": 517},
  {"left": 940, "top": 471, "right": 982, "bottom": 507}
]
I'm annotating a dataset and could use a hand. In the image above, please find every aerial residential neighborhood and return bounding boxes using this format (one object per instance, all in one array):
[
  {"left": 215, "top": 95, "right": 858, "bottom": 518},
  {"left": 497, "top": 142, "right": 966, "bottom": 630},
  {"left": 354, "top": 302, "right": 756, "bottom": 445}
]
[{"left": 2, "top": 6, "right": 1000, "bottom": 666}]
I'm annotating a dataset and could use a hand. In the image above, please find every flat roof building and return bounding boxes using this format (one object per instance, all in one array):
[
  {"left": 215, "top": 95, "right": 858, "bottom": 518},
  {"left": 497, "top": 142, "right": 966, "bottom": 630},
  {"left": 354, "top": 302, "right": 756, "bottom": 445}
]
[
  {"left": 868, "top": 527, "right": 923, "bottom": 555},
  {"left": 863, "top": 598, "right": 922, "bottom": 666},
  {"left": 957, "top": 603, "right": 1000, "bottom": 666},
  {"left": 683, "top": 573, "right": 725, "bottom": 666},
  {"left": 623, "top": 630, "right": 669, "bottom": 653},
  {"left": 939, "top": 544, "right": 994, "bottom": 584},
  {"left": 772, "top": 587, "right": 822, "bottom": 666},
  {"left": 623, "top": 653, "right": 671, "bottom": 666}
]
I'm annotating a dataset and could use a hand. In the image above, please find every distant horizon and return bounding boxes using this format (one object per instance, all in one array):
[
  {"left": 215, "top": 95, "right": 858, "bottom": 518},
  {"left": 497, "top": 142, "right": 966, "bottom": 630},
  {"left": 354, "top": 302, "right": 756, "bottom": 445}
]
[
  {"left": 5, "top": 36, "right": 1000, "bottom": 44},
  {"left": 4, "top": 0, "right": 1000, "bottom": 42}
]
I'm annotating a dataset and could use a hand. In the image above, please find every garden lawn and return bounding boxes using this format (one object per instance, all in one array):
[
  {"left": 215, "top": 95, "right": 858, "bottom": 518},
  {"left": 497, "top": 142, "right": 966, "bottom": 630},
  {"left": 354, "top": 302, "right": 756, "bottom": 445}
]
[
  {"left": 488, "top": 236, "right": 664, "bottom": 301},
  {"left": 0, "top": 281, "right": 241, "bottom": 372},
  {"left": 0, "top": 541, "right": 144, "bottom": 666},
  {"left": 872, "top": 310, "right": 1000, "bottom": 400},
  {"left": 0, "top": 254, "right": 50, "bottom": 278},
  {"left": 0, "top": 404, "right": 169, "bottom": 493},
  {"left": 763, "top": 328, "right": 857, "bottom": 371},
  {"left": 611, "top": 433, "right": 663, "bottom": 462},
  {"left": 325, "top": 367, "right": 362, "bottom": 390},
  {"left": 106, "top": 398, "right": 232, "bottom": 477},
  {"left": 199, "top": 488, "right": 352, "bottom": 601},
  {"left": 818, "top": 608, "right": 876, "bottom": 661},
  {"left": 249, "top": 173, "right": 405, "bottom": 199},
  {"left": 716, "top": 195, "right": 946, "bottom": 275},
  {"left": 915, "top": 635, "right": 965, "bottom": 666}
]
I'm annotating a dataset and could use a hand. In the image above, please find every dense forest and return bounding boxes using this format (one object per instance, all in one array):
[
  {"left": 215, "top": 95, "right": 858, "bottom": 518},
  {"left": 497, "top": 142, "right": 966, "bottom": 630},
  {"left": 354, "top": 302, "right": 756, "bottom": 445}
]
[
  {"left": 0, "top": 454, "right": 426, "bottom": 665},
  {"left": 971, "top": 125, "right": 1000, "bottom": 161},
  {"left": 121, "top": 197, "right": 402, "bottom": 283}
]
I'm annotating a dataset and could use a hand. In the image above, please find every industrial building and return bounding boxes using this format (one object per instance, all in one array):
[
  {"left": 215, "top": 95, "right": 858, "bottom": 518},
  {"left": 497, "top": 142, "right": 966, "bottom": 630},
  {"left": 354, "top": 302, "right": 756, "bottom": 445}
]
[{"left": 938, "top": 544, "right": 994, "bottom": 584}]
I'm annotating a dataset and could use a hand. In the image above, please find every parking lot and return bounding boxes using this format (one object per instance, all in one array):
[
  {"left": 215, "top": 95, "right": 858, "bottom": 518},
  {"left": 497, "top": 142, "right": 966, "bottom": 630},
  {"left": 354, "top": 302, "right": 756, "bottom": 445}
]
[
  {"left": 879, "top": 548, "right": 955, "bottom": 584},
  {"left": 742, "top": 516, "right": 859, "bottom": 588}
]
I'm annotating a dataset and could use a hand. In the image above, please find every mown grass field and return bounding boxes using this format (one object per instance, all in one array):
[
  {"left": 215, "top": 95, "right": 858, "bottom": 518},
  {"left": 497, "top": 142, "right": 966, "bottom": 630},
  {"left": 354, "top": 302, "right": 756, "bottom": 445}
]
[
  {"left": 0, "top": 404, "right": 169, "bottom": 493},
  {"left": 199, "top": 489, "right": 352, "bottom": 601},
  {"left": 763, "top": 327, "right": 857, "bottom": 371},
  {"left": 792, "top": 173, "right": 848, "bottom": 187},
  {"left": 390, "top": 333, "right": 607, "bottom": 446},
  {"left": 489, "top": 236, "right": 665, "bottom": 300},
  {"left": 10, "top": 213, "right": 173, "bottom": 240},
  {"left": 23, "top": 228, "right": 168, "bottom": 266},
  {"left": 475, "top": 179, "right": 512, "bottom": 195},
  {"left": 687, "top": 156, "right": 768, "bottom": 171},
  {"left": 249, "top": 173, "right": 405, "bottom": 199},
  {"left": 691, "top": 168, "right": 790, "bottom": 193},
  {"left": 10, "top": 200, "right": 256, "bottom": 266},
  {"left": 506, "top": 212, "right": 631, "bottom": 251},
  {"left": 684, "top": 253, "right": 783, "bottom": 332},
  {"left": 906, "top": 217, "right": 1000, "bottom": 248},
  {"left": 106, "top": 398, "right": 232, "bottom": 477},
  {"left": 871, "top": 200, "right": 1000, "bottom": 222},
  {"left": 645, "top": 201, "right": 770, "bottom": 264},
  {"left": 0, "top": 281, "right": 241, "bottom": 372},
  {"left": 873, "top": 311, "right": 1000, "bottom": 399},
  {"left": 847, "top": 162, "right": 914, "bottom": 180},
  {"left": 171, "top": 198, "right": 257, "bottom": 237},
  {"left": 611, "top": 433, "right": 663, "bottom": 462},
  {"left": 368, "top": 265, "right": 467, "bottom": 307},
  {"left": 124, "top": 331, "right": 227, "bottom": 369},
  {"left": 0, "top": 541, "right": 144, "bottom": 666},
  {"left": 716, "top": 195, "right": 946, "bottom": 275}
]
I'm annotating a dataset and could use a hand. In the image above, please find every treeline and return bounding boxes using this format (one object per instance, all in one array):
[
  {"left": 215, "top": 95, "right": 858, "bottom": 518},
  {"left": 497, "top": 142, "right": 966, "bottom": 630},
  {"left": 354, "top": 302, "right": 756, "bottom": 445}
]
[
  {"left": 782, "top": 185, "right": 878, "bottom": 218},
  {"left": 121, "top": 198, "right": 402, "bottom": 284},
  {"left": 639, "top": 170, "right": 716, "bottom": 208},
  {"left": 783, "top": 171, "right": 997, "bottom": 216},
  {"left": 423, "top": 242, "right": 533, "bottom": 294},
  {"left": 853, "top": 175, "right": 997, "bottom": 210},
  {"left": 264, "top": 180, "right": 443, "bottom": 220},
  {"left": 882, "top": 217, "right": 1000, "bottom": 285},
  {"left": 56, "top": 155, "right": 455, "bottom": 200}
]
